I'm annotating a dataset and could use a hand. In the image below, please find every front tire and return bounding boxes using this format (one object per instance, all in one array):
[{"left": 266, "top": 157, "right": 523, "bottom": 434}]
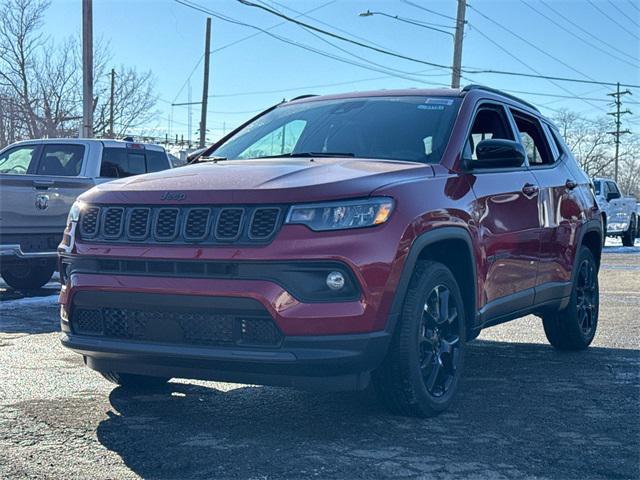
[
  {"left": 100, "top": 371, "right": 170, "bottom": 389},
  {"left": 373, "top": 261, "right": 465, "bottom": 417},
  {"left": 1, "top": 260, "right": 55, "bottom": 290},
  {"left": 622, "top": 215, "right": 636, "bottom": 247},
  {"left": 542, "top": 246, "right": 599, "bottom": 350}
]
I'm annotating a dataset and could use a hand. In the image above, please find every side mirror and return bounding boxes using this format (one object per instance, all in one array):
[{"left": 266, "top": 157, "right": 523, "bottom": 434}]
[
  {"left": 606, "top": 191, "right": 621, "bottom": 202},
  {"left": 468, "top": 139, "right": 526, "bottom": 169}
]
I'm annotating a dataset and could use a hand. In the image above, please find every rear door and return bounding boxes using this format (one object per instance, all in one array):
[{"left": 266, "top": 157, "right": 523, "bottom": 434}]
[
  {"left": 465, "top": 103, "right": 541, "bottom": 316},
  {"left": 509, "top": 109, "right": 578, "bottom": 290}
]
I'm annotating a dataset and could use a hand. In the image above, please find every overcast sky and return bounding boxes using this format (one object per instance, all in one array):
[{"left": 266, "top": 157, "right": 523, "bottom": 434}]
[{"left": 43, "top": 0, "right": 640, "bottom": 142}]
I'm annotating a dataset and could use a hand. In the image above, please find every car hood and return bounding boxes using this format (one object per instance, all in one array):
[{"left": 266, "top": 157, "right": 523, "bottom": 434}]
[{"left": 81, "top": 158, "right": 432, "bottom": 204}]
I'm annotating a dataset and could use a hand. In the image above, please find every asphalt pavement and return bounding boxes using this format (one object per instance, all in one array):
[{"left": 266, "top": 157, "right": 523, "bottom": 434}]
[{"left": 0, "top": 241, "right": 638, "bottom": 479}]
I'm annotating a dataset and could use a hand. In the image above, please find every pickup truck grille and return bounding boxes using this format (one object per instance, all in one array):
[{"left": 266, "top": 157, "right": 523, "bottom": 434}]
[{"left": 79, "top": 205, "right": 283, "bottom": 245}]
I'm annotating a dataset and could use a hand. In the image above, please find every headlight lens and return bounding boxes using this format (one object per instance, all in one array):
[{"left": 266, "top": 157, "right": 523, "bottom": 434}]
[
  {"left": 286, "top": 197, "right": 394, "bottom": 231},
  {"left": 67, "top": 200, "right": 83, "bottom": 225}
]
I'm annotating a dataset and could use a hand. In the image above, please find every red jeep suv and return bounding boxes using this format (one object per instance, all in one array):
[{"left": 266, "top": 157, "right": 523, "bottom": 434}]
[{"left": 59, "top": 86, "right": 602, "bottom": 417}]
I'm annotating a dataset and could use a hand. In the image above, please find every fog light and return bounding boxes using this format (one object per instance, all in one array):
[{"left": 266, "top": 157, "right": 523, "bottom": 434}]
[{"left": 326, "top": 271, "right": 345, "bottom": 291}]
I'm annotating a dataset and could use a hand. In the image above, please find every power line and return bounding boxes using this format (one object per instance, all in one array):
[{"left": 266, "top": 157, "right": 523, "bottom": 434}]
[
  {"left": 235, "top": 0, "right": 454, "bottom": 71},
  {"left": 174, "top": 0, "right": 640, "bottom": 90},
  {"left": 466, "top": 22, "right": 607, "bottom": 113},
  {"left": 400, "top": 0, "right": 458, "bottom": 22},
  {"left": 606, "top": 0, "right": 640, "bottom": 27},
  {"left": 539, "top": 0, "right": 638, "bottom": 62},
  {"left": 519, "top": 0, "right": 638, "bottom": 68},
  {"left": 587, "top": 0, "right": 640, "bottom": 40},
  {"left": 607, "top": 84, "right": 633, "bottom": 182},
  {"left": 628, "top": 0, "right": 640, "bottom": 13},
  {"left": 173, "top": 0, "right": 452, "bottom": 85},
  {"left": 467, "top": 3, "right": 599, "bottom": 83}
]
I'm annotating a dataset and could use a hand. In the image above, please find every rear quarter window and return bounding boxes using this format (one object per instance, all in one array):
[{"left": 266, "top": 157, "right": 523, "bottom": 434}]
[{"left": 100, "top": 147, "right": 169, "bottom": 178}]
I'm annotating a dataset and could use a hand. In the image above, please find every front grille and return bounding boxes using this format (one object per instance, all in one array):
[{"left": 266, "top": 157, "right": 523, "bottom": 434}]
[
  {"left": 250, "top": 208, "right": 280, "bottom": 239},
  {"left": 103, "top": 208, "right": 124, "bottom": 238},
  {"left": 80, "top": 207, "right": 100, "bottom": 237},
  {"left": 71, "top": 307, "right": 282, "bottom": 348},
  {"left": 216, "top": 208, "right": 243, "bottom": 240},
  {"left": 155, "top": 208, "right": 180, "bottom": 241},
  {"left": 128, "top": 208, "right": 150, "bottom": 239},
  {"left": 78, "top": 205, "right": 282, "bottom": 245}
]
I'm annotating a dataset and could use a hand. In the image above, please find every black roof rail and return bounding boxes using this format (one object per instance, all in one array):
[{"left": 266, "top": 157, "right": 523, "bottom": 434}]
[
  {"left": 462, "top": 84, "right": 540, "bottom": 113},
  {"left": 288, "top": 94, "right": 318, "bottom": 102}
]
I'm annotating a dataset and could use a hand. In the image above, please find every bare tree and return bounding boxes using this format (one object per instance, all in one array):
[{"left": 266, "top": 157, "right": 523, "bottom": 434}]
[{"left": 0, "top": 0, "right": 158, "bottom": 147}]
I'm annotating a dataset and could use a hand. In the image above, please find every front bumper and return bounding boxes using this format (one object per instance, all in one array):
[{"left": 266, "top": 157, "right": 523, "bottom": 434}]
[
  {"left": 61, "top": 329, "right": 390, "bottom": 391},
  {"left": 0, "top": 244, "right": 57, "bottom": 260}
]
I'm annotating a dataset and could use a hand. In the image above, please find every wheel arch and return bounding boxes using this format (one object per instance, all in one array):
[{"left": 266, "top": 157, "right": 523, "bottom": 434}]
[
  {"left": 387, "top": 227, "right": 477, "bottom": 339},
  {"left": 576, "top": 219, "right": 603, "bottom": 274}
]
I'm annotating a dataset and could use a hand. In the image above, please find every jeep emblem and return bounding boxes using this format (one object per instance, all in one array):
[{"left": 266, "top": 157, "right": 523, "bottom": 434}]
[{"left": 161, "top": 192, "right": 186, "bottom": 201}]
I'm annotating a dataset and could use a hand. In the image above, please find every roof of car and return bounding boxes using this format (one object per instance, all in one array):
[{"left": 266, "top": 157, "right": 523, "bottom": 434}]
[
  {"left": 285, "top": 85, "right": 544, "bottom": 119},
  {"left": 7, "top": 138, "right": 165, "bottom": 151}
]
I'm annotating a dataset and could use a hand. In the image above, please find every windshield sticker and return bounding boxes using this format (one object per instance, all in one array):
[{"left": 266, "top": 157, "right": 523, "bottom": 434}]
[
  {"left": 418, "top": 105, "right": 445, "bottom": 110},
  {"left": 425, "top": 98, "right": 454, "bottom": 106}
]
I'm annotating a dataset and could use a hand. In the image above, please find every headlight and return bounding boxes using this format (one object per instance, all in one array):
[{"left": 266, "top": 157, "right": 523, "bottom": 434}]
[
  {"left": 67, "top": 200, "right": 83, "bottom": 225},
  {"left": 285, "top": 197, "right": 394, "bottom": 231}
]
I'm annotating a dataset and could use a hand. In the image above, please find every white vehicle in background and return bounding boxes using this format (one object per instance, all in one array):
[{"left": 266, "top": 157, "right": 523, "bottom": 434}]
[{"left": 592, "top": 178, "right": 638, "bottom": 246}]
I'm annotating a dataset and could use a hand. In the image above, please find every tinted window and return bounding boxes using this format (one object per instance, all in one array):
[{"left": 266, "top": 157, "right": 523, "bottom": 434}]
[
  {"left": 36, "top": 144, "right": 85, "bottom": 176},
  {"left": 101, "top": 148, "right": 146, "bottom": 178},
  {"left": 146, "top": 149, "right": 170, "bottom": 173},
  {"left": 465, "top": 106, "right": 514, "bottom": 161},
  {"left": 608, "top": 181, "right": 620, "bottom": 195},
  {"left": 0, "top": 145, "right": 39, "bottom": 174},
  {"left": 593, "top": 181, "right": 601, "bottom": 195},
  {"left": 511, "top": 111, "right": 553, "bottom": 166},
  {"left": 214, "top": 96, "right": 461, "bottom": 163}
]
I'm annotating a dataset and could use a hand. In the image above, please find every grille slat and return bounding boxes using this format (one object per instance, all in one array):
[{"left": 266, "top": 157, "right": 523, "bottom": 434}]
[{"left": 78, "top": 205, "right": 281, "bottom": 245}]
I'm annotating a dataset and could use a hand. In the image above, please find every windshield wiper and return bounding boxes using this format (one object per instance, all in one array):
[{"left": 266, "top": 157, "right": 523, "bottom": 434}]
[
  {"left": 255, "top": 151, "right": 355, "bottom": 159},
  {"left": 193, "top": 155, "right": 227, "bottom": 163}
]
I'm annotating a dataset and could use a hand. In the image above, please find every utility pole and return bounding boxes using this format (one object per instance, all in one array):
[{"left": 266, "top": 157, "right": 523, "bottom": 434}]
[
  {"left": 199, "top": 17, "right": 212, "bottom": 148},
  {"left": 82, "top": 0, "right": 93, "bottom": 138},
  {"left": 109, "top": 68, "right": 115, "bottom": 138},
  {"left": 607, "top": 82, "right": 632, "bottom": 184},
  {"left": 451, "top": 0, "right": 466, "bottom": 88}
]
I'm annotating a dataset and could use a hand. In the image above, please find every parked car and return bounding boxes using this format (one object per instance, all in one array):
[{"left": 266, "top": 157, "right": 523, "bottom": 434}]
[
  {"left": 59, "top": 86, "right": 602, "bottom": 417},
  {"left": 592, "top": 178, "right": 638, "bottom": 246},
  {"left": 0, "top": 139, "right": 172, "bottom": 289}
]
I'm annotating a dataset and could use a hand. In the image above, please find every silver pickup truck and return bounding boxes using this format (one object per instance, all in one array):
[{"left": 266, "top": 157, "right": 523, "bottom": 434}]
[{"left": 0, "top": 139, "right": 172, "bottom": 289}]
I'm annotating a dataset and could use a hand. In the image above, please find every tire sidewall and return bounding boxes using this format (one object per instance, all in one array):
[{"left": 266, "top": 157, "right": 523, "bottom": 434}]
[
  {"left": 569, "top": 247, "right": 599, "bottom": 345},
  {"left": 401, "top": 263, "right": 466, "bottom": 412}
]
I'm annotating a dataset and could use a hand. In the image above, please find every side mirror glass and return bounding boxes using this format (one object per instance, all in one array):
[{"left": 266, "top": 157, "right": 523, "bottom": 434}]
[
  {"left": 468, "top": 139, "right": 526, "bottom": 169},
  {"left": 606, "top": 191, "right": 621, "bottom": 201}
]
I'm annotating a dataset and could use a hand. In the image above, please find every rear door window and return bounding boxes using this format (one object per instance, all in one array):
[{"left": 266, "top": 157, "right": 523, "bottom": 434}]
[
  {"left": 36, "top": 144, "right": 85, "bottom": 176},
  {"left": 0, "top": 145, "right": 40, "bottom": 175},
  {"left": 146, "top": 149, "right": 170, "bottom": 173},
  {"left": 510, "top": 111, "right": 554, "bottom": 166},
  {"left": 100, "top": 148, "right": 147, "bottom": 178}
]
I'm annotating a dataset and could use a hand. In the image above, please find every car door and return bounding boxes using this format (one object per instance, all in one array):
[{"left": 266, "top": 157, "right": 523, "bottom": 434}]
[
  {"left": 0, "top": 143, "right": 44, "bottom": 238},
  {"left": 30, "top": 143, "right": 96, "bottom": 234},
  {"left": 509, "top": 110, "right": 578, "bottom": 296},
  {"left": 465, "top": 103, "right": 541, "bottom": 318}
]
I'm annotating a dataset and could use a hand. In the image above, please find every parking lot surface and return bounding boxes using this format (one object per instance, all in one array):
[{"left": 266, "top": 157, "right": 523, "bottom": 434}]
[{"left": 1, "top": 242, "right": 638, "bottom": 479}]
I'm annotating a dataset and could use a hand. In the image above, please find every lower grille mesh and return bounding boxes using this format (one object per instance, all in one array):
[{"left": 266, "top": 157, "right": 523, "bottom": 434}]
[{"left": 72, "top": 307, "right": 282, "bottom": 347}]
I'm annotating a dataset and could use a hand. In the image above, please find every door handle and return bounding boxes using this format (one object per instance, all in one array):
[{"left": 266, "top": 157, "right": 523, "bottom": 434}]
[
  {"left": 565, "top": 179, "right": 577, "bottom": 190},
  {"left": 33, "top": 180, "right": 54, "bottom": 190},
  {"left": 522, "top": 183, "right": 539, "bottom": 196}
]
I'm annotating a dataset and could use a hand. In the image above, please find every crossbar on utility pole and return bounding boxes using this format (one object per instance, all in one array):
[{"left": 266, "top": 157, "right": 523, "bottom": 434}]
[
  {"left": 607, "top": 82, "right": 632, "bottom": 184},
  {"left": 199, "top": 17, "right": 212, "bottom": 148},
  {"left": 82, "top": 0, "right": 93, "bottom": 138},
  {"left": 451, "top": 0, "right": 466, "bottom": 88}
]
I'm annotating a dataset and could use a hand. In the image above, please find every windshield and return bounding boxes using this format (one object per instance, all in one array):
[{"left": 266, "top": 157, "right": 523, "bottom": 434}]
[{"left": 213, "top": 96, "right": 461, "bottom": 163}]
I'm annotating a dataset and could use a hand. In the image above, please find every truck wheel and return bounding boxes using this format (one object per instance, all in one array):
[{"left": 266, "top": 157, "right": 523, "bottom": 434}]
[
  {"left": 622, "top": 215, "right": 636, "bottom": 247},
  {"left": 373, "top": 261, "right": 465, "bottom": 417},
  {"left": 100, "top": 371, "right": 170, "bottom": 389},
  {"left": 542, "top": 246, "right": 598, "bottom": 350},
  {"left": 1, "top": 260, "right": 55, "bottom": 290}
]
